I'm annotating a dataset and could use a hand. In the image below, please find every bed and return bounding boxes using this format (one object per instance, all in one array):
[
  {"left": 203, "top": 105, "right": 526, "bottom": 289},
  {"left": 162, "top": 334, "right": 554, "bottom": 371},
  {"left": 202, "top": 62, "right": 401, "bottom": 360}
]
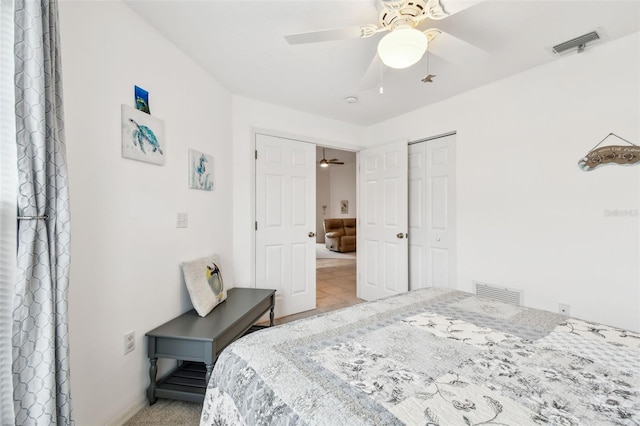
[{"left": 200, "top": 288, "right": 640, "bottom": 425}]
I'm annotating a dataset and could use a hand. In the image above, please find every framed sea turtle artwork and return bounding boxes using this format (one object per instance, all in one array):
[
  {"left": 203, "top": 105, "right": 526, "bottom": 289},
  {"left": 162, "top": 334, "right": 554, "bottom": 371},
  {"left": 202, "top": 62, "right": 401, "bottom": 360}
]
[
  {"left": 121, "top": 104, "right": 165, "bottom": 165},
  {"left": 189, "top": 148, "right": 213, "bottom": 191}
]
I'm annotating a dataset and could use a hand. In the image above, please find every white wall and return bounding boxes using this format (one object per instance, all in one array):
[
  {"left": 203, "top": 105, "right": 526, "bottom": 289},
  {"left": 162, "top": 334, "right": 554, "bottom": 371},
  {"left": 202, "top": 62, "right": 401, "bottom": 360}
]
[
  {"left": 231, "top": 96, "right": 364, "bottom": 285},
  {"left": 366, "top": 32, "right": 640, "bottom": 332},
  {"left": 59, "top": 2, "right": 233, "bottom": 424},
  {"left": 316, "top": 165, "right": 331, "bottom": 242},
  {"left": 329, "top": 163, "right": 357, "bottom": 218}
]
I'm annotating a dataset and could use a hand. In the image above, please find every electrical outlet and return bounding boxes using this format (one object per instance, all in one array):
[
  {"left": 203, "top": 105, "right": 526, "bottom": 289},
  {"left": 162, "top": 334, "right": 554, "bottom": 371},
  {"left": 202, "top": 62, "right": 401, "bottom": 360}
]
[
  {"left": 124, "top": 331, "right": 135, "bottom": 355},
  {"left": 558, "top": 303, "right": 570, "bottom": 317},
  {"left": 176, "top": 212, "right": 188, "bottom": 228}
]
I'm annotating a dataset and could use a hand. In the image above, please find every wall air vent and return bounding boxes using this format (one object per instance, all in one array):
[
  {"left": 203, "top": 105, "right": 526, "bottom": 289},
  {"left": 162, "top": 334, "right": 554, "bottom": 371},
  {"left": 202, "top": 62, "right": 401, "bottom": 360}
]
[
  {"left": 474, "top": 281, "right": 522, "bottom": 306},
  {"left": 552, "top": 31, "right": 600, "bottom": 55}
]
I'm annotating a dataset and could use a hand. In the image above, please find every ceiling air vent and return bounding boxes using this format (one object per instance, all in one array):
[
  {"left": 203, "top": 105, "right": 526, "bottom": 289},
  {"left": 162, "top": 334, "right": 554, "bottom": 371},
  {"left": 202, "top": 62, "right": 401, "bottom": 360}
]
[{"left": 552, "top": 31, "right": 600, "bottom": 55}]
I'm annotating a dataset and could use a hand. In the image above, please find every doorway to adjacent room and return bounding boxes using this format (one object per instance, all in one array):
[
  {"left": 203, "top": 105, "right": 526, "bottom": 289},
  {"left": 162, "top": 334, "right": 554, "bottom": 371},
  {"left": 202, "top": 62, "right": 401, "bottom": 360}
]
[{"left": 315, "top": 146, "right": 360, "bottom": 318}]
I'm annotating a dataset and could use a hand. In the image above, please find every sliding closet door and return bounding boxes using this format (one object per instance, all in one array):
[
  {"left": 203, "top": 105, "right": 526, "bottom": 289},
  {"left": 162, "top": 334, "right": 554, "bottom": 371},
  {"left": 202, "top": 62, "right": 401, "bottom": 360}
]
[{"left": 408, "top": 133, "right": 456, "bottom": 289}]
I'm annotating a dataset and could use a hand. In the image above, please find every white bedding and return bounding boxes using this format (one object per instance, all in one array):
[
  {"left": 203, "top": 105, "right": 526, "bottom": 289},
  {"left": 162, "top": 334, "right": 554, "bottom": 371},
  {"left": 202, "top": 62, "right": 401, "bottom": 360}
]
[{"left": 201, "top": 288, "right": 640, "bottom": 425}]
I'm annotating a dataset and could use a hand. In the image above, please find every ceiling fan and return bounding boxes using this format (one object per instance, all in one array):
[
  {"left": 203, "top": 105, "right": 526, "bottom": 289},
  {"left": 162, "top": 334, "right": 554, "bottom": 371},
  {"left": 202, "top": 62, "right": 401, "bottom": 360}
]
[
  {"left": 285, "top": 0, "right": 487, "bottom": 87},
  {"left": 319, "top": 148, "right": 344, "bottom": 167}
]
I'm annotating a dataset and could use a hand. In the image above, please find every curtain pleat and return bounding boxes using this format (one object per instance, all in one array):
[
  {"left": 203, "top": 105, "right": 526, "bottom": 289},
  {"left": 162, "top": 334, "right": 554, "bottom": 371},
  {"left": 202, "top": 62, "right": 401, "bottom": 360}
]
[
  {"left": 0, "top": 0, "right": 17, "bottom": 423},
  {"left": 13, "top": 0, "right": 73, "bottom": 424}
]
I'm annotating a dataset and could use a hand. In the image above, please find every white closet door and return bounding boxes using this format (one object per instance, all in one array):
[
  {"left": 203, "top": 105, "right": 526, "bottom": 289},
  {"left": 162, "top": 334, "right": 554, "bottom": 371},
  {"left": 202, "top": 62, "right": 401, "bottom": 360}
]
[{"left": 408, "top": 134, "right": 456, "bottom": 289}]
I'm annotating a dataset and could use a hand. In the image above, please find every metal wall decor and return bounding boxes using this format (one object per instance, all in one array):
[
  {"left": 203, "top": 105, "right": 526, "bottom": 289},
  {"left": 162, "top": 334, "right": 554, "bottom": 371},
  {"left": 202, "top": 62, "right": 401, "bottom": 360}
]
[{"left": 578, "top": 133, "right": 640, "bottom": 171}]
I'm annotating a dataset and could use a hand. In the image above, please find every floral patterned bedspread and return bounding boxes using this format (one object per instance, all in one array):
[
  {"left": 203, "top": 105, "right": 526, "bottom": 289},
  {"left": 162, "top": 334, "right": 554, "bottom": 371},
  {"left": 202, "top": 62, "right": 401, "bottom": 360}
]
[{"left": 200, "top": 288, "right": 640, "bottom": 425}]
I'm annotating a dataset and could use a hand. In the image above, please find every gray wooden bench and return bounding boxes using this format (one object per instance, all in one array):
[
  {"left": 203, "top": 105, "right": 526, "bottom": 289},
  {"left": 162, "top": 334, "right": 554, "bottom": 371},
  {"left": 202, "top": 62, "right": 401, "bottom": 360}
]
[{"left": 145, "top": 287, "right": 276, "bottom": 404}]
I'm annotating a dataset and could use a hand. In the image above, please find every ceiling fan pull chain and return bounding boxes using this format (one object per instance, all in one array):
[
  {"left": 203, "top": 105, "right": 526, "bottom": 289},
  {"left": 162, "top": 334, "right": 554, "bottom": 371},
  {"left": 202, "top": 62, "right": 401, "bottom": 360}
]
[
  {"left": 426, "top": 48, "right": 429, "bottom": 73},
  {"left": 379, "top": 61, "right": 384, "bottom": 95},
  {"left": 422, "top": 49, "right": 436, "bottom": 83}
]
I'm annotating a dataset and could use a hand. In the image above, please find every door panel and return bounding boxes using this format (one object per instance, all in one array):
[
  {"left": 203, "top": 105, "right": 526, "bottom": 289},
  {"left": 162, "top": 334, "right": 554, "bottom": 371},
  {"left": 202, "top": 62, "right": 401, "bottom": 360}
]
[
  {"left": 292, "top": 176, "right": 307, "bottom": 224},
  {"left": 408, "top": 149, "right": 426, "bottom": 290},
  {"left": 430, "top": 247, "right": 449, "bottom": 286},
  {"left": 408, "top": 134, "right": 456, "bottom": 290},
  {"left": 265, "top": 175, "right": 283, "bottom": 226},
  {"left": 256, "top": 134, "right": 316, "bottom": 318},
  {"left": 431, "top": 176, "right": 448, "bottom": 229},
  {"left": 426, "top": 136, "right": 456, "bottom": 288},
  {"left": 358, "top": 141, "right": 408, "bottom": 301},
  {"left": 384, "top": 242, "right": 400, "bottom": 292}
]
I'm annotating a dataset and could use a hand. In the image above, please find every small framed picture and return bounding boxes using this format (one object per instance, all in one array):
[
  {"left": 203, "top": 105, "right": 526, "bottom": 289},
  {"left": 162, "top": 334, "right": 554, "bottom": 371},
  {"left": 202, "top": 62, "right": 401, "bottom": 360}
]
[
  {"left": 189, "top": 149, "right": 214, "bottom": 191},
  {"left": 134, "top": 85, "right": 150, "bottom": 114},
  {"left": 341, "top": 200, "right": 348, "bottom": 214},
  {"left": 121, "top": 104, "right": 165, "bottom": 165}
]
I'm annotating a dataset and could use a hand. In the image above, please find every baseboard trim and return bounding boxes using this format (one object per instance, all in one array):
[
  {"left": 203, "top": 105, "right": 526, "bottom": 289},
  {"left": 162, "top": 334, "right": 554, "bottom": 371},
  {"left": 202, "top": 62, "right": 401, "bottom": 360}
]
[{"left": 107, "top": 398, "right": 147, "bottom": 426}]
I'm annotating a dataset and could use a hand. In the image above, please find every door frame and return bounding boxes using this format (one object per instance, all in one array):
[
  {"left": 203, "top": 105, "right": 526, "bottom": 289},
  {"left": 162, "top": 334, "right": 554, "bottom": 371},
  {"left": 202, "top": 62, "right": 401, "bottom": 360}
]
[{"left": 250, "top": 129, "right": 456, "bottom": 304}]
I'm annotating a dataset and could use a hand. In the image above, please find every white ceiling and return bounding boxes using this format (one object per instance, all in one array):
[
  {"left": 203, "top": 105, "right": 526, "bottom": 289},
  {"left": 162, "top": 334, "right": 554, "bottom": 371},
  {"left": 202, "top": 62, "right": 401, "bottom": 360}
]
[{"left": 125, "top": 0, "right": 640, "bottom": 126}]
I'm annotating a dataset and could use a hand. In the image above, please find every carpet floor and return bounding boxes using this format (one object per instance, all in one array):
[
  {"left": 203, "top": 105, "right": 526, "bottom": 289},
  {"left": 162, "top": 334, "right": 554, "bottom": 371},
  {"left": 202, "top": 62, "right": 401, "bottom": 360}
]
[
  {"left": 123, "top": 399, "right": 201, "bottom": 425},
  {"left": 315, "top": 243, "right": 356, "bottom": 259}
]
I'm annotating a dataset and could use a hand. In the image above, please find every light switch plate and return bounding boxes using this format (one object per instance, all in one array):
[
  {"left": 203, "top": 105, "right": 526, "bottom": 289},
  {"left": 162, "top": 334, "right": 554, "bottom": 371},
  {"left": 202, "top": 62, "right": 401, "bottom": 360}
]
[
  {"left": 124, "top": 331, "right": 135, "bottom": 355},
  {"left": 177, "top": 212, "right": 188, "bottom": 228}
]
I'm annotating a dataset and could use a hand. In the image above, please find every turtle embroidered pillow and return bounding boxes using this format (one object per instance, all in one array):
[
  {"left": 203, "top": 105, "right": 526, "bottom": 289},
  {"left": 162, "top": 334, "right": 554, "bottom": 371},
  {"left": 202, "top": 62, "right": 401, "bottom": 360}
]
[{"left": 181, "top": 255, "right": 228, "bottom": 317}]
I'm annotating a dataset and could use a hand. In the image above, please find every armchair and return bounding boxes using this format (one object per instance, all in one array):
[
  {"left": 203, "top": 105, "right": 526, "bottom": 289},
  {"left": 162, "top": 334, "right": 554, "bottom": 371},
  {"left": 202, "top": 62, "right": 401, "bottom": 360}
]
[{"left": 323, "top": 218, "right": 356, "bottom": 253}]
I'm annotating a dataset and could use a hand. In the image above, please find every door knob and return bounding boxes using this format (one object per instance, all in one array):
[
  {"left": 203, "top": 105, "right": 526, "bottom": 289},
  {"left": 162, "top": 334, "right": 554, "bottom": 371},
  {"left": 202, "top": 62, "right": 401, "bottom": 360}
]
[
  {"left": 436, "top": 237, "right": 441, "bottom": 242},
  {"left": 308, "top": 232, "right": 315, "bottom": 237},
  {"left": 396, "top": 233, "right": 405, "bottom": 239}
]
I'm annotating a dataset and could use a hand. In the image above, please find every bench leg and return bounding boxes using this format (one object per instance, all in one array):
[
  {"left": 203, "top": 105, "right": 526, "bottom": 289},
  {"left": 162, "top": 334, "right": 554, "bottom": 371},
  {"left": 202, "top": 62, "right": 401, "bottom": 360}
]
[
  {"left": 147, "top": 357, "right": 158, "bottom": 405},
  {"left": 269, "top": 305, "right": 275, "bottom": 327},
  {"left": 205, "top": 363, "right": 214, "bottom": 387}
]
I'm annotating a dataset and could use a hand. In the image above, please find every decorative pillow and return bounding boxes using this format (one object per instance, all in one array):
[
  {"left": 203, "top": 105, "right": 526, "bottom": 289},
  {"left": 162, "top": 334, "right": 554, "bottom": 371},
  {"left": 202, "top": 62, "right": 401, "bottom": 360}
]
[{"left": 181, "top": 255, "right": 228, "bottom": 317}]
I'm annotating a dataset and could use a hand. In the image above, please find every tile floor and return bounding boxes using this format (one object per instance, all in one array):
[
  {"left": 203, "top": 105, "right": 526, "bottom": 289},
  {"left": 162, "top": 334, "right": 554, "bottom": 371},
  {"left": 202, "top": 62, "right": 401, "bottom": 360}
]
[{"left": 269, "top": 258, "right": 363, "bottom": 325}]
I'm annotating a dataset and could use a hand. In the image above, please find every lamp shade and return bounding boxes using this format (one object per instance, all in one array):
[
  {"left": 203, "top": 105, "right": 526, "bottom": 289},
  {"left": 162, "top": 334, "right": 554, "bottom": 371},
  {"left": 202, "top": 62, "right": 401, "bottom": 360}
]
[{"left": 377, "top": 27, "right": 428, "bottom": 69}]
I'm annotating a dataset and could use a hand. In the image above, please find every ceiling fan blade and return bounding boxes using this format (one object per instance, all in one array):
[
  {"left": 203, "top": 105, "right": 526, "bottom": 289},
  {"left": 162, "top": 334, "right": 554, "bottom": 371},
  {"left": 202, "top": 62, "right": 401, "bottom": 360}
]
[
  {"left": 410, "top": 0, "right": 485, "bottom": 26},
  {"left": 425, "top": 29, "right": 488, "bottom": 64},
  {"left": 285, "top": 24, "right": 379, "bottom": 45},
  {"left": 329, "top": 161, "right": 345, "bottom": 165},
  {"left": 358, "top": 53, "right": 388, "bottom": 91},
  {"left": 440, "top": 0, "right": 485, "bottom": 16},
  {"left": 420, "top": 0, "right": 449, "bottom": 21}
]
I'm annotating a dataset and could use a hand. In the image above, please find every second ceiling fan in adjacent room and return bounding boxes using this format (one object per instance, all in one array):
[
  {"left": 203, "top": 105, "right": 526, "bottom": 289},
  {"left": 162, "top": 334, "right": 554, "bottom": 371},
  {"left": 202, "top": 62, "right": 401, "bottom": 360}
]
[{"left": 319, "top": 148, "right": 344, "bottom": 168}]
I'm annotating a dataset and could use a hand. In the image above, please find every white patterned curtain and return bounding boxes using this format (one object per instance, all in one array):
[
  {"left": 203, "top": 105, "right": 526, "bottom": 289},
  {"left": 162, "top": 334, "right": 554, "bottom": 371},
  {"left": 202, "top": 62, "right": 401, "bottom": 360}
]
[
  {"left": 13, "top": 0, "right": 73, "bottom": 424},
  {"left": 1, "top": 0, "right": 17, "bottom": 423}
]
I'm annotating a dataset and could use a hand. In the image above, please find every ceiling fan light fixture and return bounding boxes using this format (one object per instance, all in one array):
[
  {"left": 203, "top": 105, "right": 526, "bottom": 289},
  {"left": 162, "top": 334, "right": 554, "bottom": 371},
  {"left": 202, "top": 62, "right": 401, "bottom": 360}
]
[
  {"left": 320, "top": 160, "right": 329, "bottom": 168},
  {"left": 377, "top": 26, "right": 428, "bottom": 69}
]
